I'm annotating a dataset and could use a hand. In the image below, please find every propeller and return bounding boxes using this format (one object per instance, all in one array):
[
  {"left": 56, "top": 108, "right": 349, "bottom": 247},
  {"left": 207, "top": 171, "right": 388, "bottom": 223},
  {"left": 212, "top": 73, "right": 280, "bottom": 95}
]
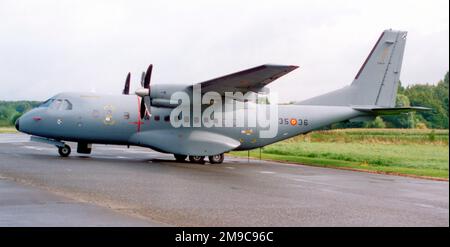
[
  {"left": 140, "top": 71, "right": 145, "bottom": 87},
  {"left": 122, "top": 72, "right": 130, "bottom": 95},
  {"left": 136, "top": 64, "right": 153, "bottom": 119}
]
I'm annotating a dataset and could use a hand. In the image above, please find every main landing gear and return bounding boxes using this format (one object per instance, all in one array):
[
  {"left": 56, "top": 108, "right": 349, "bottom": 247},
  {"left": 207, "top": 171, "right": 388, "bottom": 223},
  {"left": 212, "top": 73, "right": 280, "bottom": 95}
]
[
  {"left": 189, "top": 155, "right": 206, "bottom": 164},
  {"left": 173, "top": 153, "right": 225, "bottom": 164},
  {"left": 174, "top": 154, "right": 188, "bottom": 162},
  {"left": 208, "top": 154, "right": 225, "bottom": 164}
]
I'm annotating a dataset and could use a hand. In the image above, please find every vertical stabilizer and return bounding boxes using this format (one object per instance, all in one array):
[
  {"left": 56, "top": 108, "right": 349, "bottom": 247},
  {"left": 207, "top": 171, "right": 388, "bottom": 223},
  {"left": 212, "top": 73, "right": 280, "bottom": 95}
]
[{"left": 298, "top": 29, "right": 407, "bottom": 107}]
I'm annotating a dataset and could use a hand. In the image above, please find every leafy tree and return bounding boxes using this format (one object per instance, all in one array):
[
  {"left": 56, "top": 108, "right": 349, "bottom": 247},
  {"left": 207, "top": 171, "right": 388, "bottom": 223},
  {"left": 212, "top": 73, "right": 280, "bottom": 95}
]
[
  {"left": 10, "top": 112, "right": 22, "bottom": 125},
  {"left": 404, "top": 82, "right": 448, "bottom": 129},
  {"left": 383, "top": 93, "right": 416, "bottom": 128},
  {"left": 364, "top": 116, "right": 386, "bottom": 128},
  {"left": 0, "top": 101, "right": 41, "bottom": 126}
]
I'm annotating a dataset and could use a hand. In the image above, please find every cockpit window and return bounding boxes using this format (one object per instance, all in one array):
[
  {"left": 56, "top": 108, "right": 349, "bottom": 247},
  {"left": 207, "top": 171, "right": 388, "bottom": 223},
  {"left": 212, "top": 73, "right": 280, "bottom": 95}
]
[
  {"left": 61, "top": 100, "right": 73, "bottom": 110},
  {"left": 39, "top": 99, "right": 54, "bottom": 108},
  {"left": 50, "top": 99, "right": 63, "bottom": 110},
  {"left": 48, "top": 99, "right": 73, "bottom": 110}
]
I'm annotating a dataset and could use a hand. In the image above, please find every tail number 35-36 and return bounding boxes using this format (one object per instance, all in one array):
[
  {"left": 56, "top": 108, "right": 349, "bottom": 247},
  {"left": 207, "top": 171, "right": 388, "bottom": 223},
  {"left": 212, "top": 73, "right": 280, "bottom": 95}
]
[{"left": 279, "top": 118, "right": 309, "bottom": 126}]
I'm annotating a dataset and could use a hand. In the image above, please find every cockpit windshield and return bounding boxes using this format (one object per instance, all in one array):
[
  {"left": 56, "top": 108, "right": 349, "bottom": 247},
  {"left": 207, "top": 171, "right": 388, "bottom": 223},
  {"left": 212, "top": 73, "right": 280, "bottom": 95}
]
[
  {"left": 39, "top": 98, "right": 54, "bottom": 108},
  {"left": 39, "top": 98, "right": 73, "bottom": 110}
]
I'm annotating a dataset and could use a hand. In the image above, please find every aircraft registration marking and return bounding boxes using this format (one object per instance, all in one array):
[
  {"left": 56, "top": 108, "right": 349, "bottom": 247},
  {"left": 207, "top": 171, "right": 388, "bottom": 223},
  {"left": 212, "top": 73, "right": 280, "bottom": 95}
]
[{"left": 279, "top": 118, "right": 308, "bottom": 126}]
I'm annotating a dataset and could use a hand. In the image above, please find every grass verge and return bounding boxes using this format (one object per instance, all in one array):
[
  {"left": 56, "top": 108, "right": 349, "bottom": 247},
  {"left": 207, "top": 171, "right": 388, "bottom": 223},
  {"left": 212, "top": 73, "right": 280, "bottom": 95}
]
[
  {"left": 0, "top": 127, "right": 17, "bottom": 133},
  {"left": 231, "top": 129, "right": 449, "bottom": 180}
]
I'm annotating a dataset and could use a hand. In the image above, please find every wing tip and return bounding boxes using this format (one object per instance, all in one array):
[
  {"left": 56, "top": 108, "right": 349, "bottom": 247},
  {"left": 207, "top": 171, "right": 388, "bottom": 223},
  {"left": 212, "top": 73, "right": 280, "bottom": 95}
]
[{"left": 262, "top": 64, "right": 300, "bottom": 72}]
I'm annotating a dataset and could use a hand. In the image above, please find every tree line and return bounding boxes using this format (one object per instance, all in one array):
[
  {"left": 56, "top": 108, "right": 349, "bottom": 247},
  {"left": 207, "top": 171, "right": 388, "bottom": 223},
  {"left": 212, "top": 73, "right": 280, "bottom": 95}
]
[
  {"left": 0, "top": 71, "right": 448, "bottom": 129},
  {"left": 0, "top": 101, "right": 41, "bottom": 126}
]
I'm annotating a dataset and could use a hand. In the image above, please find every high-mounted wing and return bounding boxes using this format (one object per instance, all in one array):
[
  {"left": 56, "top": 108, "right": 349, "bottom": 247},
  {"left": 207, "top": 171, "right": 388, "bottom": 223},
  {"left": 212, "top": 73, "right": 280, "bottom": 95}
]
[{"left": 192, "top": 64, "right": 298, "bottom": 95}]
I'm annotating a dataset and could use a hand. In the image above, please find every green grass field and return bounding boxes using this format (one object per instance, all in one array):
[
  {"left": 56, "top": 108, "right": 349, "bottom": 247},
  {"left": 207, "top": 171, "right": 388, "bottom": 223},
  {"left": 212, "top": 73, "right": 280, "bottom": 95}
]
[
  {"left": 0, "top": 127, "right": 16, "bottom": 133},
  {"left": 232, "top": 129, "right": 449, "bottom": 179}
]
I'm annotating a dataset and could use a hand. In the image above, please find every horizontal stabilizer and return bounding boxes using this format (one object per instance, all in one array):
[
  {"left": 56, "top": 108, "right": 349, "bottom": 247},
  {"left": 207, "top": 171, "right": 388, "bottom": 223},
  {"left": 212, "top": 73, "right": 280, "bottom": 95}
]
[{"left": 353, "top": 106, "right": 431, "bottom": 115}]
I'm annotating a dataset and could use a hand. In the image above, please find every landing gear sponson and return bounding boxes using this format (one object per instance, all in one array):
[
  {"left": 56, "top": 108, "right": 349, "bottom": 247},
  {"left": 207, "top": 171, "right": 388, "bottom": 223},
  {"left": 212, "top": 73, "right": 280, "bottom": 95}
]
[
  {"left": 30, "top": 135, "right": 226, "bottom": 163},
  {"left": 173, "top": 153, "right": 225, "bottom": 164}
]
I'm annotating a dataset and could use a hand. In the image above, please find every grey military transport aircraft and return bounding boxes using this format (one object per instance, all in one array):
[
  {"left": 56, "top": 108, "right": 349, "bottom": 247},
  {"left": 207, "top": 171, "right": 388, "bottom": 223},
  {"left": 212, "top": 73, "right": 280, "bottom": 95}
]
[{"left": 16, "top": 29, "right": 428, "bottom": 164}]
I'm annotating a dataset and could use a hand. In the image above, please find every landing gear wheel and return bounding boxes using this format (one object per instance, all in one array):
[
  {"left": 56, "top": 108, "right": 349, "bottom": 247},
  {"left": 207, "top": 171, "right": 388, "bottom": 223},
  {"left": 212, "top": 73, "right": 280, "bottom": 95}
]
[
  {"left": 58, "top": 145, "right": 71, "bottom": 157},
  {"left": 189, "top": 155, "right": 205, "bottom": 164},
  {"left": 208, "top": 153, "right": 224, "bottom": 164},
  {"left": 174, "top": 154, "right": 187, "bottom": 162}
]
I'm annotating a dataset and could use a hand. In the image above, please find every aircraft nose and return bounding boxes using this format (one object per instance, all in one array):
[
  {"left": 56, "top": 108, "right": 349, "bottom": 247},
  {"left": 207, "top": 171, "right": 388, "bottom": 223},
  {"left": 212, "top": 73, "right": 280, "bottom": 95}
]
[{"left": 15, "top": 118, "right": 20, "bottom": 131}]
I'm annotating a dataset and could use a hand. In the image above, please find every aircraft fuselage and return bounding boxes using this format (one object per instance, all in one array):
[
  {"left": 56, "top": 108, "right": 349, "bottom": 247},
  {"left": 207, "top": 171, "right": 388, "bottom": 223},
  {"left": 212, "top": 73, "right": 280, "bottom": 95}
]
[{"left": 18, "top": 92, "right": 362, "bottom": 153}]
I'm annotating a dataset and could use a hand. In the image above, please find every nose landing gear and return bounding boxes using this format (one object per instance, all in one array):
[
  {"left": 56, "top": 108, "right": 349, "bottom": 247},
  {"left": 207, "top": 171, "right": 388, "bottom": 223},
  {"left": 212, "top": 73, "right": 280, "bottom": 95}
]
[
  {"left": 58, "top": 145, "right": 71, "bottom": 157},
  {"left": 30, "top": 136, "right": 72, "bottom": 157}
]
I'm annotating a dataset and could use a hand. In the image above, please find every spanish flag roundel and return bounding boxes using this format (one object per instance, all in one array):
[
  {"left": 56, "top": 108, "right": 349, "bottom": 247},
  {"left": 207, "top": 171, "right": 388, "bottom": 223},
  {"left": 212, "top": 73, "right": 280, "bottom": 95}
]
[{"left": 290, "top": 118, "right": 297, "bottom": 126}]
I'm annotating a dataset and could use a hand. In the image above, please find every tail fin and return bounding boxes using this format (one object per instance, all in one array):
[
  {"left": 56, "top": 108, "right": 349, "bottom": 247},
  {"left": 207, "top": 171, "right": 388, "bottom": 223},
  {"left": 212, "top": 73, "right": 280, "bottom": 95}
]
[{"left": 298, "top": 29, "right": 407, "bottom": 107}]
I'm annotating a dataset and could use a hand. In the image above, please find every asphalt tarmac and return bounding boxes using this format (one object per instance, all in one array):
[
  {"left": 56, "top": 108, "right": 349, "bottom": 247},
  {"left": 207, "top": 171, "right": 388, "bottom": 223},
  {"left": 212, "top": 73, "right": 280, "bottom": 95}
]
[{"left": 0, "top": 133, "right": 448, "bottom": 226}]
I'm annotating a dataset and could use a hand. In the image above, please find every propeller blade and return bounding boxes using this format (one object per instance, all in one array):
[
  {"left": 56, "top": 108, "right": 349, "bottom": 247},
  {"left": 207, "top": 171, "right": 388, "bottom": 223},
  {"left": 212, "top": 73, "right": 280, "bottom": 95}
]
[
  {"left": 140, "top": 72, "right": 145, "bottom": 87},
  {"left": 143, "top": 64, "right": 153, "bottom": 89},
  {"left": 138, "top": 64, "right": 153, "bottom": 119},
  {"left": 122, "top": 72, "right": 130, "bottom": 95},
  {"left": 140, "top": 97, "right": 151, "bottom": 120},
  {"left": 140, "top": 99, "right": 146, "bottom": 119},
  {"left": 144, "top": 96, "right": 151, "bottom": 117}
]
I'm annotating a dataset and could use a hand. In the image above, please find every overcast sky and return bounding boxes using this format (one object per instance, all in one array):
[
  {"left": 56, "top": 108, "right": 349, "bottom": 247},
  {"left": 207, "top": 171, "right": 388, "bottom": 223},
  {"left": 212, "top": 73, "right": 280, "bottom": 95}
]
[{"left": 0, "top": 0, "right": 448, "bottom": 102}]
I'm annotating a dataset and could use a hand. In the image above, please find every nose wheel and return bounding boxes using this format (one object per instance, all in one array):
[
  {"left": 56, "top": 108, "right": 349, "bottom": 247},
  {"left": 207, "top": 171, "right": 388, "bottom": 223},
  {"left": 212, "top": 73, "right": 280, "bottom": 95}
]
[{"left": 58, "top": 145, "right": 71, "bottom": 157}]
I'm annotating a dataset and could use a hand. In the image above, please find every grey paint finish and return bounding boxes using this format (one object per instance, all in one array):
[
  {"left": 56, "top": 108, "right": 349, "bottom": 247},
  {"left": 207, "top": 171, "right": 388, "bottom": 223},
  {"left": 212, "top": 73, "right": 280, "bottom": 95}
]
[
  {"left": 18, "top": 92, "right": 362, "bottom": 155},
  {"left": 16, "top": 29, "right": 411, "bottom": 156},
  {"left": 0, "top": 136, "right": 447, "bottom": 226}
]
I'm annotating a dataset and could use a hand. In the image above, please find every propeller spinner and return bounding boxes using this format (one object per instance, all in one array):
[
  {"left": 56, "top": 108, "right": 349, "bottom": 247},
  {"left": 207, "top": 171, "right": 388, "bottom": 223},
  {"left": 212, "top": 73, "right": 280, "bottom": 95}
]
[{"left": 136, "top": 64, "right": 153, "bottom": 119}]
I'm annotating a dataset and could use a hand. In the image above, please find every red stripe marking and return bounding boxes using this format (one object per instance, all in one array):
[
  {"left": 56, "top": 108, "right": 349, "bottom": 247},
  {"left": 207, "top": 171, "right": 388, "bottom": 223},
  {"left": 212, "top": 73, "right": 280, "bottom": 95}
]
[{"left": 128, "top": 97, "right": 144, "bottom": 132}]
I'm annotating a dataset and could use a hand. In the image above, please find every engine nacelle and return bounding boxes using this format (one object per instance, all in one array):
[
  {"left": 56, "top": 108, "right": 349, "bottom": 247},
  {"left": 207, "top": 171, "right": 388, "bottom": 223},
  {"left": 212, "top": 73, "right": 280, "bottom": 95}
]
[{"left": 151, "top": 98, "right": 179, "bottom": 108}]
